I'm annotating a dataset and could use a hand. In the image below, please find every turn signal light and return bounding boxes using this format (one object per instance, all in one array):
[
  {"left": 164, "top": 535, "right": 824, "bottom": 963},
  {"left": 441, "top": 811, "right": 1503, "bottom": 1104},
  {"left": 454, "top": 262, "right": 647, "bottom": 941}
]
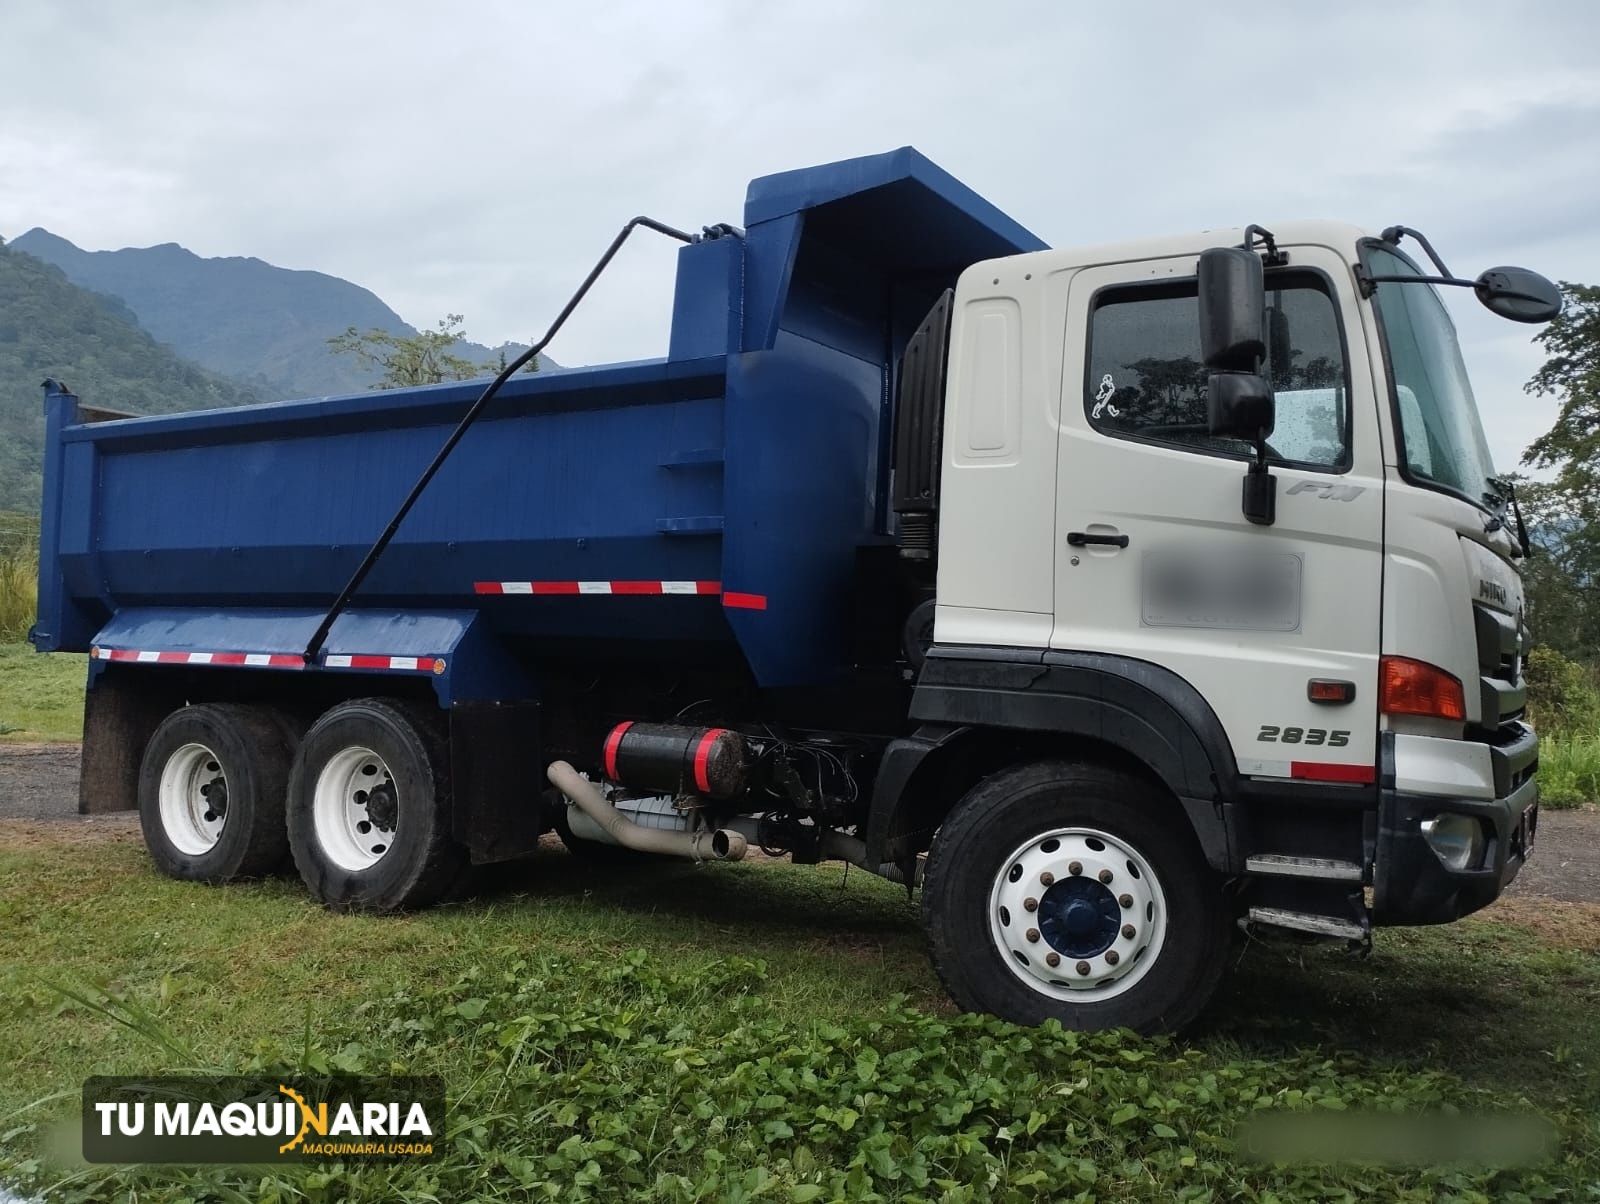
[{"left": 1379, "top": 656, "right": 1466, "bottom": 721}]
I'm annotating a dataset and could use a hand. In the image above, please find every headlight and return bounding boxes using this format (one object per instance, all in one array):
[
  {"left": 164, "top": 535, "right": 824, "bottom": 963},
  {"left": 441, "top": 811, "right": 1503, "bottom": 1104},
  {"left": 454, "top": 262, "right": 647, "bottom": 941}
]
[{"left": 1420, "top": 813, "right": 1484, "bottom": 872}]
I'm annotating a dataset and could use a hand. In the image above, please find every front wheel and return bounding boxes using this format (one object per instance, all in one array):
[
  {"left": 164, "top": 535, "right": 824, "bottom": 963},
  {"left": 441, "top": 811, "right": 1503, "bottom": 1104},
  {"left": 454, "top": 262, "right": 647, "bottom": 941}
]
[
  {"left": 922, "top": 760, "right": 1227, "bottom": 1034},
  {"left": 287, "top": 699, "right": 467, "bottom": 912}
]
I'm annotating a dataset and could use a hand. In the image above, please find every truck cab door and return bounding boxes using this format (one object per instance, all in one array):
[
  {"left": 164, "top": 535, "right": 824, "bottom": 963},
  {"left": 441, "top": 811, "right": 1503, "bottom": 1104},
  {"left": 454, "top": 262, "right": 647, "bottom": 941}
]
[{"left": 1052, "top": 250, "right": 1385, "bottom": 784}]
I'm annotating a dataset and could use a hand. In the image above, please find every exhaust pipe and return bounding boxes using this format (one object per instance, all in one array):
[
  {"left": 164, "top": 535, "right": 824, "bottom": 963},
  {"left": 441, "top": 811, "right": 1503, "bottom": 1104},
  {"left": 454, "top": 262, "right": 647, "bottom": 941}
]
[{"left": 547, "top": 761, "right": 747, "bottom": 862}]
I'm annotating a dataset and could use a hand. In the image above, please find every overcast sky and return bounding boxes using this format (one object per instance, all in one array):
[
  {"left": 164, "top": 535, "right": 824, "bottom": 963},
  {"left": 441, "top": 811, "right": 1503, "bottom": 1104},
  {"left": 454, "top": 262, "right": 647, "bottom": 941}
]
[{"left": 3, "top": 0, "right": 1597, "bottom": 471}]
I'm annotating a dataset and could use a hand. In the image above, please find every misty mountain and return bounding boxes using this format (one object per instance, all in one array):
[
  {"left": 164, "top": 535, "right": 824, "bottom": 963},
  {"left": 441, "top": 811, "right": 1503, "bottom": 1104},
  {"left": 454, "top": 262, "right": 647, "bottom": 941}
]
[
  {"left": 0, "top": 237, "right": 260, "bottom": 511},
  {"left": 10, "top": 229, "right": 549, "bottom": 400}
]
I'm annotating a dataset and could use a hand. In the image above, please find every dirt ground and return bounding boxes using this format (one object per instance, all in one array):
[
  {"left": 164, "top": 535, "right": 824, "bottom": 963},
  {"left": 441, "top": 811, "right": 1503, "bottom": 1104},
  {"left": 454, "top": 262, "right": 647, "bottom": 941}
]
[{"left": 1, "top": 742, "right": 1595, "bottom": 909}]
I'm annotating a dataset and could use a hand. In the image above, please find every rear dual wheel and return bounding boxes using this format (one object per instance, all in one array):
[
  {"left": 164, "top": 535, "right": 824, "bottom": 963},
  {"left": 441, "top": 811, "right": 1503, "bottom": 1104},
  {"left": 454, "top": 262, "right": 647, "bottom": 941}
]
[
  {"left": 286, "top": 699, "right": 467, "bottom": 912},
  {"left": 138, "top": 704, "right": 295, "bottom": 881}
]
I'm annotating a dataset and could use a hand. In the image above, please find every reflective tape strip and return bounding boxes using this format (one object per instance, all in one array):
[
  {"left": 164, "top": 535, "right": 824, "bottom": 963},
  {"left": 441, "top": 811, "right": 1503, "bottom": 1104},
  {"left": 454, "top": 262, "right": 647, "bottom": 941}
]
[
  {"left": 722, "top": 592, "right": 768, "bottom": 610},
  {"left": 90, "top": 647, "right": 437, "bottom": 672},
  {"left": 475, "top": 580, "right": 723, "bottom": 597},
  {"left": 1290, "top": 761, "right": 1376, "bottom": 784}
]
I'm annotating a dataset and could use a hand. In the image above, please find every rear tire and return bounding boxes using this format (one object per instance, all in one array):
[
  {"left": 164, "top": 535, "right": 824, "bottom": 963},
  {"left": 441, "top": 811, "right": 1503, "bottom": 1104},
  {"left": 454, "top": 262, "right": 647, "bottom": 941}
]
[
  {"left": 922, "top": 759, "right": 1227, "bottom": 1035},
  {"left": 287, "top": 698, "right": 466, "bottom": 912},
  {"left": 138, "top": 703, "right": 292, "bottom": 882}
]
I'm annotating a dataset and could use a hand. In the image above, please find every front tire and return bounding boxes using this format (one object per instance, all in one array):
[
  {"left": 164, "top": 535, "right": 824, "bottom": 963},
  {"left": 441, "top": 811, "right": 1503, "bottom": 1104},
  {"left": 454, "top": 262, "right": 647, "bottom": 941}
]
[
  {"left": 287, "top": 699, "right": 467, "bottom": 912},
  {"left": 138, "top": 704, "right": 293, "bottom": 882},
  {"left": 922, "top": 760, "right": 1227, "bottom": 1034}
]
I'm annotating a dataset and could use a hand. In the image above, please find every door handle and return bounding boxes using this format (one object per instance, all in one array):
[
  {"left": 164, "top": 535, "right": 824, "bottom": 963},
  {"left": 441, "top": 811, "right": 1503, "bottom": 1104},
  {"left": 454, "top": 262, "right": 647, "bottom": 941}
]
[{"left": 1067, "top": 531, "right": 1130, "bottom": 549}]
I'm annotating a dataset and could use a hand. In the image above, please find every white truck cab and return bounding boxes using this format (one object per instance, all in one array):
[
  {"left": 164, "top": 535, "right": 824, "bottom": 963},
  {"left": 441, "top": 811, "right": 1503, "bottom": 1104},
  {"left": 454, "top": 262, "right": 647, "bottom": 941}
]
[{"left": 901, "top": 222, "right": 1552, "bottom": 1030}]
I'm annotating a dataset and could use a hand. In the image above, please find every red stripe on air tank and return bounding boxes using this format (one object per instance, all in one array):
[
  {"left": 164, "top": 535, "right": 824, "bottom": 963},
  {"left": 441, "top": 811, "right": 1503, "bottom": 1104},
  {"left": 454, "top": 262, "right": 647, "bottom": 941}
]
[
  {"left": 1290, "top": 762, "right": 1376, "bottom": 784},
  {"left": 692, "top": 728, "right": 726, "bottom": 794},
  {"left": 722, "top": 592, "right": 767, "bottom": 610},
  {"left": 603, "top": 721, "right": 633, "bottom": 781}
]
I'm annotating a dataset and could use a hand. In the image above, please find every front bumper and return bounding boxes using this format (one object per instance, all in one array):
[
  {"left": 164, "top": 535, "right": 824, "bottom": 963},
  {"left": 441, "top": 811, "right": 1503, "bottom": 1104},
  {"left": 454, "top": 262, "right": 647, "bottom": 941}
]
[{"left": 1372, "top": 726, "right": 1538, "bottom": 925}]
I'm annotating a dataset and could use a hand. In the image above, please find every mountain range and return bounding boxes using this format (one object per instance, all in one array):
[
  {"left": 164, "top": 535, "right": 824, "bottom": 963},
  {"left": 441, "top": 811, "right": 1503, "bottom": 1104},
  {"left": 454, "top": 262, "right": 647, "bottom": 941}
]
[
  {"left": 0, "top": 238, "right": 261, "bottom": 511},
  {"left": 0, "top": 228, "right": 557, "bottom": 513},
  {"left": 11, "top": 228, "right": 545, "bottom": 399}
]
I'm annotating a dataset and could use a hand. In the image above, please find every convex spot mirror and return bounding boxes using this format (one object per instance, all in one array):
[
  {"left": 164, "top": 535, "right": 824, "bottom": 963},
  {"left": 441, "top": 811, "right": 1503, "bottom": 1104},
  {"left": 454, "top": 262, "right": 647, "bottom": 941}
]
[{"left": 1475, "top": 267, "right": 1562, "bottom": 324}]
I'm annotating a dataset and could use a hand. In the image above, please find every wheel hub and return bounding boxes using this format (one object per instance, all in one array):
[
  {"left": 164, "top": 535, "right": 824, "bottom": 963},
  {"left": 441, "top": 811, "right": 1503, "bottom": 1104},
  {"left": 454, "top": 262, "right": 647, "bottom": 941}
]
[
  {"left": 988, "top": 827, "right": 1168, "bottom": 1000},
  {"left": 199, "top": 776, "right": 227, "bottom": 823},
  {"left": 157, "top": 743, "right": 229, "bottom": 856},
  {"left": 312, "top": 746, "right": 398, "bottom": 871}
]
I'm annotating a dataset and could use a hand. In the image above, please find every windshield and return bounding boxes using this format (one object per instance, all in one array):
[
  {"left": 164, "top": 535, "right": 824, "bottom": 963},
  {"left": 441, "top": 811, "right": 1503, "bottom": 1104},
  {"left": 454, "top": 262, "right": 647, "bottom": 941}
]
[{"left": 1365, "top": 243, "right": 1500, "bottom": 511}]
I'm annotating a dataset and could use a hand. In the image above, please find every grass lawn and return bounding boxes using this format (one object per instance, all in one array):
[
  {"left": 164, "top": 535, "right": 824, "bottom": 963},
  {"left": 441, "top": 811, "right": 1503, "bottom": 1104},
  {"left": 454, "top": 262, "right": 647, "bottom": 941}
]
[
  {"left": 0, "top": 829, "right": 1595, "bottom": 1201},
  {"left": 0, "top": 645, "right": 85, "bottom": 742}
]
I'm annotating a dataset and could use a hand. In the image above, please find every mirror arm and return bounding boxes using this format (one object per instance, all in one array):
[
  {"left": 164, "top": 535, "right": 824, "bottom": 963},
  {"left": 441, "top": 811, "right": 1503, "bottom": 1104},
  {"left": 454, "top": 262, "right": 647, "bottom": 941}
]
[
  {"left": 1241, "top": 224, "right": 1288, "bottom": 267},
  {"left": 1358, "top": 269, "right": 1553, "bottom": 308},
  {"left": 1356, "top": 268, "right": 1479, "bottom": 298},
  {"left": 1242, "top": 440, "right": 1276, "bottom": 527},
  {"left": 1380, "top": 225, "right": 1455, "bottom": 277}
]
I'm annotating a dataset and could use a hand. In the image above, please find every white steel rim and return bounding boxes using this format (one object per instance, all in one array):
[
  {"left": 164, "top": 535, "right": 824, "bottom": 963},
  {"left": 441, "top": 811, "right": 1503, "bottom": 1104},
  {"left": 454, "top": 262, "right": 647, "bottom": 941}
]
[
  {"left": 312, "top": 745, "right": 398, "bottom": 872},
  {"left": 988, "top": 826, "right": 1169, "bottom": 1002},
  {"left": 158, "top": 742, "right": 229, "bottom": 855}
]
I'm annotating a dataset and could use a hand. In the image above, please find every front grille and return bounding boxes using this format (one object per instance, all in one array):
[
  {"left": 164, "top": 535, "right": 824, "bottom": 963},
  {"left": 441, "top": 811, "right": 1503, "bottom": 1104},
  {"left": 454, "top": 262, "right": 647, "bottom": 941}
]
[{"left": 1471, "top": 602, "right": 1527, "bottom": 727}]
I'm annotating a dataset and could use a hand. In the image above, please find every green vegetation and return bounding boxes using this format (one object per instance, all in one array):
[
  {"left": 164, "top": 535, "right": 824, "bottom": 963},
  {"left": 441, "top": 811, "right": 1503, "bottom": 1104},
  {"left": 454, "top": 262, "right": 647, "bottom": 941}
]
[
  {"left": 0, "top": 644, "right": 85, "bottom": 740},
  {"left": 0, "top": 511, "right": 37, "bottom": 644},
  {"left": 0, "top": 836, "right": 1594, "bottom": 1201},
  {"left": 0, "top": 237, "right": 260, "bottom": 512},
  {"left": 1524, "top": 645, "right": 1600, "bottom": 807},
  {"left": 328, "top": 313, "right": 523, "bottom": 388},
  {"left": 1521, "top": 282, "right": 1600, "bottom": 663}
]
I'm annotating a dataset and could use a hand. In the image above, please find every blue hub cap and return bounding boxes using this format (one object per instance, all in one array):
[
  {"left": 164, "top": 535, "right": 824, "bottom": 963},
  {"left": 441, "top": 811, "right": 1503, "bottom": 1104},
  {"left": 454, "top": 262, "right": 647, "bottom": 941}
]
[{"left": 1037, "top": 878, "right": 1122, "bottom": 958}]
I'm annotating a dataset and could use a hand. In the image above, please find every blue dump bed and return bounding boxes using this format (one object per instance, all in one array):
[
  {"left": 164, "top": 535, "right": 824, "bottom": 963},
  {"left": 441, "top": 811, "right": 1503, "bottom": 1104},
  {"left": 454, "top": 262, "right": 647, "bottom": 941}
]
[{"left": 33, "top": 148, "right": 1044, "bottom": 690}]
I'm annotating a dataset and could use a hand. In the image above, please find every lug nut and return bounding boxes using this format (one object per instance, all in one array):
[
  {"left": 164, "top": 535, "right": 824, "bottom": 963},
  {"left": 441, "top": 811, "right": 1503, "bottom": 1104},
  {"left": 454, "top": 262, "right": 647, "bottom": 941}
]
[
  {"left": 1075, "top": 961, "right": 1091, "bottom": 976},
  {"left": 1068, "top": 860, "right": 1082, "bottom": 876},
  {"left": 1023, "top": 897, "right": 1039, "bottom": 912},
  {"left": 1045, "top": 952, "right": 1060, "bottom": 968},
  {"left": 1118, "top": 893, "right": 1134, "bottom": 909},
  {"left": 1105, "top": 950, "right": 1120, "bottom": 966},
  {"left": 1025, "top": 928, "right": 1040, "bottom": 943},
  {"left": 1098, "top": 868, "right": 1114, "bottom": 884},
  {"left": 1121, "top": 924, "right": 1136, "bottom": 940},
  {"left": 1039, "top": 871, "right": 1055, "bottom": 886}
]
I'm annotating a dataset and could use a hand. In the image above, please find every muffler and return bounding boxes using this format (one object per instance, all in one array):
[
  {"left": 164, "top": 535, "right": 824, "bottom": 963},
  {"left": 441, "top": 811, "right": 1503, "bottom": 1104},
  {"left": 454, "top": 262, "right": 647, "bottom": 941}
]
[{"left": 547, "top": 761, "right": 747, "bottom": 862}]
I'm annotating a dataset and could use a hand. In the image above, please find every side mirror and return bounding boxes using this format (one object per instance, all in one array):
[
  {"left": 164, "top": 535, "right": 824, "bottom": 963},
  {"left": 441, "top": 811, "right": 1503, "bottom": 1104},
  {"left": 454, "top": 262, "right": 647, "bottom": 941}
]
[
  {"left": 1198, "top": 245, "right": 1277, "bottom": 526},
  {"left": 1199, "top": 247, "right": 1265, "bottom": 370},
  {"left": 1197, "top": 246, "right": 1275, "bottom": 440},
  {"left": 1475, "top": 267, "right": 1562, "bottom": 324}
]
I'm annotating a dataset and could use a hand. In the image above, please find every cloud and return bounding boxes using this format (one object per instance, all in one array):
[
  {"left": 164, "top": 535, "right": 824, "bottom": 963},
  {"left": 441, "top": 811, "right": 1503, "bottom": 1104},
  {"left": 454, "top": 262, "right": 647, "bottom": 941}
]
[{"left": 3, "top": 0, "right": 1596, "bottom": 467}]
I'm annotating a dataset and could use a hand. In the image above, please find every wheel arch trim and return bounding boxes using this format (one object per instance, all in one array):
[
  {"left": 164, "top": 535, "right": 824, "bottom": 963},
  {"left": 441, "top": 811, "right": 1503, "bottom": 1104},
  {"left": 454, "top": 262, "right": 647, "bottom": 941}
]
[{"left": 865, "top": 647, "right": 1240, "bottom": 871}]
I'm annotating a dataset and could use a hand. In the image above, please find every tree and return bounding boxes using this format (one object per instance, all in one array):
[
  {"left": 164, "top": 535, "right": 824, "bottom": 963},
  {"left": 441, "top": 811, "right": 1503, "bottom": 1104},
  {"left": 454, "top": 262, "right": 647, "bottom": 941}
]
[
  {"left": 1520, "top": 283, "right": 1600, "bottom": 659},
  {"left": 328, "top": 314, "right": 493, "bottom": 388}
]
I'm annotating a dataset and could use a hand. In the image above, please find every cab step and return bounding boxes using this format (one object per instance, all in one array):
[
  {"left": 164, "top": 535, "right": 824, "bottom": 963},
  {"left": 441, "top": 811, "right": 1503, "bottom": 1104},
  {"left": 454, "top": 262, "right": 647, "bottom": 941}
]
[
  {"left": 1245, "top": 854, "right": 1364, "bottom": 882},
  {"left": 1245, "top": 907, "right": 1368, "bottom": 942}
]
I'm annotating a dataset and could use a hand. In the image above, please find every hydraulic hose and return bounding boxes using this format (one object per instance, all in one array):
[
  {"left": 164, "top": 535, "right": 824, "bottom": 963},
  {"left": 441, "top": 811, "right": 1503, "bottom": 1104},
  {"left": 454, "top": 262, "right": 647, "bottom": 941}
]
[{"left": 302, "top": 215, "right": 720, "bottom": 663}]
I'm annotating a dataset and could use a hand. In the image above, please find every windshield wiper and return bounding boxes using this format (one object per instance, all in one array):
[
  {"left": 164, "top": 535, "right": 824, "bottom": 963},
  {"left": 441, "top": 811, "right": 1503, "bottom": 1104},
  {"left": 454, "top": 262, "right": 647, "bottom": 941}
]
[{"left": 1485, "top": 476, "right": 1532, "bottom": 559}]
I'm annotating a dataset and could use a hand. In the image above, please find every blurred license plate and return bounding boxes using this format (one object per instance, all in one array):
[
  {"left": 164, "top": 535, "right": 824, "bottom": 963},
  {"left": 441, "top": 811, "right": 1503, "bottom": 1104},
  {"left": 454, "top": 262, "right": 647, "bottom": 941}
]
[{"left": 1521, "top": 802, "right": 1537, "bottom": 854}]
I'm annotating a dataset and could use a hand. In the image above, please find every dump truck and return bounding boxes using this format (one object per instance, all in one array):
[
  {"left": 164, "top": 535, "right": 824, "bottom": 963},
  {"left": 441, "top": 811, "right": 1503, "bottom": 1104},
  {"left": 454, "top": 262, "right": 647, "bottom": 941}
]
[{"left": 30, "top": 147, "right": 1557, "bottom": 1033}]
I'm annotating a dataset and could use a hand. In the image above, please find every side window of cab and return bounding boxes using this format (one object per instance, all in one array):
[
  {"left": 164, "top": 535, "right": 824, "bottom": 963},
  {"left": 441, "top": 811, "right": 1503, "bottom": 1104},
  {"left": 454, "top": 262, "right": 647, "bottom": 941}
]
[{"left": 1085, "top": 272, "right": 1352, "bottom": 471}]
